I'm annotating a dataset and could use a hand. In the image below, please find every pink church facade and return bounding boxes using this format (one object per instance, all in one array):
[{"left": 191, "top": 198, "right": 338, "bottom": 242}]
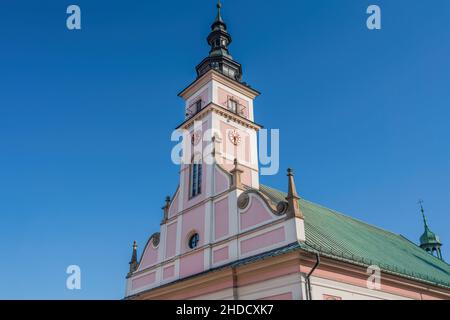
[{"left": 125, "top": 3, "right": 450, "bottom": 300}]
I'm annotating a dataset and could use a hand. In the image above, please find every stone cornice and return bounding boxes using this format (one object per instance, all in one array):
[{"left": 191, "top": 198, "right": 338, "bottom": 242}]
[
  {"left": 127, "top": 250, "right": 301, "bottom": 301},
  {"left": 176, "top": 103, "right": 263, "bottom": 131}
]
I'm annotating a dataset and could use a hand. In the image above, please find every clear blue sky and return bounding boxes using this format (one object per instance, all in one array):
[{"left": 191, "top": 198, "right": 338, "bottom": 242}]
[{"left": 0, "top": 0, "right": 449, "bottom": 299}]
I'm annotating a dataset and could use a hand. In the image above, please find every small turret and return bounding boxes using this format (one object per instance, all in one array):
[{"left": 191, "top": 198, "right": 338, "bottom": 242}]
[{"left": 418, "top": 201, "right": 443, "bottom": 261}]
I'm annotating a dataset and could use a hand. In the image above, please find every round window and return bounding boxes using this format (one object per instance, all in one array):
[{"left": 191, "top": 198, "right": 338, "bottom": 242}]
[{"left": 188, "top": 233, "right": 200, "bottom": 249}]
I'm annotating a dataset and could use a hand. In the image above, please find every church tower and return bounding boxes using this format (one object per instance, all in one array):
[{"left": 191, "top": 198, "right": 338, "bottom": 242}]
[
  {"left": 125, "top": 2, "right": 305, "bottom": 298},
  {"left": 177, "top": 0, "right": 262, "bottom": 195}
]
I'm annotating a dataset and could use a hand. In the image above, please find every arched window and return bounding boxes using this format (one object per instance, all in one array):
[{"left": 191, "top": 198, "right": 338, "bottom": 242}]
[{"left": 190, "top": 155, "right": 202, "bottom": 198}]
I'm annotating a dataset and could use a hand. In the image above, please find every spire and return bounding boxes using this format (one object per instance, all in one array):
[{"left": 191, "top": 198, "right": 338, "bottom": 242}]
[
  {"left": 210, "top": 0, "right": 228, "bottom": 44},
  {"left": 196, "top": 0, "right": 243, "bottom": 82},
  {"left": 215, "top": 0, "right": 224, "bottom": 24},
  {"left": 129, "top": 241, "right": 138, "bottom": 274},
  {"left": 418, "top": 200, "right": 444, "bottom": 261},
  {"left": 285, "top": 168, "right": 304, "bottom": 219}
]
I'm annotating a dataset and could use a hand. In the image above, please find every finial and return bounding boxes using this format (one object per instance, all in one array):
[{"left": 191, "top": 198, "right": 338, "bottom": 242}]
[
  {"left": 287, "top": 168, "right": 299, "bottom": 198},
  {"left": 286, "top": 168, "right": 304, "bottom": 219},
  {"left": 129, "top": 241, "right": 138, "bottom": 274},
  {"left": 418, "top": 199, "right": 429, "bottom": 229},
  {"left": 216, "top": 0, "right": 223, "bottom": 23},
  {"left": 418, "top": 199, "right": 424, "bottom": 212}
]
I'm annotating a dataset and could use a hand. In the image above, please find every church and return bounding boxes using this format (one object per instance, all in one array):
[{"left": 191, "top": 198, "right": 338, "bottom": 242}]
[{"left": 125, "top": 2, "right": 450, "bottom": 300}]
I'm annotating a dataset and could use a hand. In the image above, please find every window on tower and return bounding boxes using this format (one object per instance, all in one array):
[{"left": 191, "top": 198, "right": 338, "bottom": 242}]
[
  {"left": 186, "top": 99, "right": 203, "bottom": 119},
  {"left": 190, "top": 155, "right": 202, "bottom": 198},
  {"left": 195, "top": 99, "right": 202, "bottom": 113},
  {"left": 227, "top": 98, "right": 238, "bottom": 113}
]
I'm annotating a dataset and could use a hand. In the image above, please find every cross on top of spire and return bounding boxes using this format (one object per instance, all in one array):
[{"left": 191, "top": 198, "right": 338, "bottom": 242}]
[{"left": 418, "top": 199, "right": 429, "bottom": 228}]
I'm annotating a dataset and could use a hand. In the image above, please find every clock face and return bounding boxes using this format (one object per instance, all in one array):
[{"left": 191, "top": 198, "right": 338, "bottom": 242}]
[
  {"left": 191, "top": 131, "right": 202, "bottom": 146},
  {"left": 228, "top": 129, "right": 242, "bottom": 146}
]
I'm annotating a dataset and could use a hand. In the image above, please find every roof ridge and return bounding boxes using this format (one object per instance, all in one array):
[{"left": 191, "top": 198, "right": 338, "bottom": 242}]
[
  {"left": 260, "top": 183, "right": 402, "bottom": 239},
  {"left": 301, "top": 198, "right": 401, "bottom": 238}
]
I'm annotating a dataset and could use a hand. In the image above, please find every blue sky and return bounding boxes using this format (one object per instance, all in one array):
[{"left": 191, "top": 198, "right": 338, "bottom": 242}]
[{"left": 0, "top": 0, "right": 449, "bottom": 299}]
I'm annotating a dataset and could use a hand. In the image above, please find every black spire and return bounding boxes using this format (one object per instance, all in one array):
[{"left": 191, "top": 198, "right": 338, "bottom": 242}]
[
  {"left": 215, "top": 0, "right": 224, "bottom": 24},
  {"left": 196, "top": 0, "right": 243, "bottom": 82}
]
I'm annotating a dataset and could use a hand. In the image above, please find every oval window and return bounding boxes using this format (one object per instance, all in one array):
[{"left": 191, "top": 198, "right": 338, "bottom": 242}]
[{"left": 188, "top": 233, "right": 200, "bottom": 249}]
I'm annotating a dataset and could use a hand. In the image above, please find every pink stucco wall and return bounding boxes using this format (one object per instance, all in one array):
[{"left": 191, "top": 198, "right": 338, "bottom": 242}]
[
  {"left": 219, "top": 121, "right": 250, "bottom": 163},
  {"left": 240, "top": 227, "right": 286, "bottom": 255},
  {"left": 165, "top": 279, "right": 234, "bottom": 300},
  {"left": 187, "top": 88, "right": 209, "bottom": 116},
  {"left": 239, "top": 263, "right": 299, "bottom": 287},
  {"left": 131, "top": 272, "right": 156, "bottom": 290},
  {"left": 260, "top": 293, "right": 293, "bottom": 300},
  {"left": 240, "top": 196, "right": 273, "bottom": 230},
  {"left": 213, "top": 247, "right": 229, "bottom": 264},
  {"left": 214, "top": 197, "right": 229, "bottom": 240},
  {"left": 214, "top": 167, "right": 230, "bottom": 194},
  {"left": 217, "top": 87, "right": 249, "bottom": 118},
  {"left": 163, "top": 265, "right": 175, "bottom": 280},
  {"left": 222, "top": 161, "right": 252, "bottom": 187},
  {"left": 139, "top": 245, "right": 158, "bottom": 270},
  {"left": 165, "top": 222, "right": 177, "bottom": 259},
  {"left": 181, "top": 206, "right": 205, "bottom": 253},
  {"left": 180, "top": 250, "right": 204, "bottom": 278},
  {"left": 168, "top": 191, "right": 179, "bottom": 218}
]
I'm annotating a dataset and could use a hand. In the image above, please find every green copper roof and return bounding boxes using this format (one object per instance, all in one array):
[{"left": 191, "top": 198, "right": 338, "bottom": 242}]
[{"left": 259, "top": 184, "right": 450, "bottom": 288}]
